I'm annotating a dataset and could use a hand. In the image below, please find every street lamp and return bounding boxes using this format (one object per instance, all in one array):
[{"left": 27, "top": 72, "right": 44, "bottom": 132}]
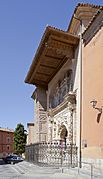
[
  {"left": 74, "top": 14, "right": 83, "bottom": 168},
  {"left": 90, "top": 100, "right": 97, "bottom": 108},
  {"left": 90, "top": 100, "right": 102, "bottom": 113}
]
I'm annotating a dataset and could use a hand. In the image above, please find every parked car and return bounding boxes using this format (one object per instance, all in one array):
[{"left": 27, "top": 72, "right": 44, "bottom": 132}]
[{"left": 3, "top": 155, "right": 23, "bottom": 164}]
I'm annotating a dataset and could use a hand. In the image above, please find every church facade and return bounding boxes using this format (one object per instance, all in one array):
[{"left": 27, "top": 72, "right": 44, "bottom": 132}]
[{"left": 25, "top": 3, "right": 103, "bottom": 163}]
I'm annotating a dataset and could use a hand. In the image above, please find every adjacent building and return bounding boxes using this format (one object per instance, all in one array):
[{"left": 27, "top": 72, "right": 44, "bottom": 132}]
[
  {"left": 25, "top": 3, "right": 103, "bottom": 164},
  {"left": 82, "top": 7, "right": 103, "bottom": 159},
  {"left": 0, "top": 128, "right": 14, "bottom": 158}
]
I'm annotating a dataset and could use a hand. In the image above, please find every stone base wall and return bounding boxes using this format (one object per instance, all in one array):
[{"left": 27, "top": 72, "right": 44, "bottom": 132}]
[
  {"left": 82, "top": 147, "right": 103, "bottom": 159},
  {"left": 82, "top": 158, "right": 103, "bottom": 171},
  {"left": 82, "top": 147, "right": 103, "bottom": 170}
]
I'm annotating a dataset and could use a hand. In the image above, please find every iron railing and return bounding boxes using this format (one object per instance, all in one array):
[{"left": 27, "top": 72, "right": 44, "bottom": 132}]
[{"left": 25, "top": 142, "right": 78, "bottom": 167}]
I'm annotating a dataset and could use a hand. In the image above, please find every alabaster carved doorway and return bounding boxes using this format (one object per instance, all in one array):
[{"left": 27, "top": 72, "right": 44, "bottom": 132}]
[{"left": 59, "top": 125, "right": 68, "bottom": 145}]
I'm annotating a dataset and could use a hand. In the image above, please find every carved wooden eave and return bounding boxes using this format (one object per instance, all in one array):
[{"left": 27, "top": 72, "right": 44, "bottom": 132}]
[
  {"left": 67, "top": 3, "right": 102, "bottom": 35},
  {"left": 48, "top": 92, "right": 76, "bottom": 117},
  {"left": 25, "top": 26, "right": 79, "bottom": 89}
]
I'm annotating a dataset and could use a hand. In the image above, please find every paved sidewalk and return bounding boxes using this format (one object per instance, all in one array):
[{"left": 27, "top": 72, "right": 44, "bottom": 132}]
[
  {"left": 0, "top": 160, "right": 103, "bottom": 178},
  {"left": 62, "top": 167, "right": 103, "bottom": 179},
  {"left": 17, "top": 161, "right": 103, "bottom": 179}
]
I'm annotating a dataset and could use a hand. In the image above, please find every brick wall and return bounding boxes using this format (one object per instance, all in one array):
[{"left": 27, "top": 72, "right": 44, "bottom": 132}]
[{"left": 0, "top": 129, "right": 14, "bottom": 158}]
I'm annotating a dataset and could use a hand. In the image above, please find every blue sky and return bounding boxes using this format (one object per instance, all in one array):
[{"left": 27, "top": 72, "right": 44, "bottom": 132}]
[{"left": 0, "top": 0, "right": 102, "bottom": 130}]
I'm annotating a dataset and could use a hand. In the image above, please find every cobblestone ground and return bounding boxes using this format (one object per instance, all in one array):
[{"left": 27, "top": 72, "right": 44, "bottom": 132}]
[{"left": 0, "top": 160, "right": 103, "bottom": 179}]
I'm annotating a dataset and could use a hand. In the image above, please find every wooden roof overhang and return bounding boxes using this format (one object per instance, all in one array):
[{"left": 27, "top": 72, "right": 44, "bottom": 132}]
[
  {"left": 25, "top": 26, "right": 79, "bottom": 89},
  {"left": 67, "top": 3, "right": 101, "bottom": 35}
]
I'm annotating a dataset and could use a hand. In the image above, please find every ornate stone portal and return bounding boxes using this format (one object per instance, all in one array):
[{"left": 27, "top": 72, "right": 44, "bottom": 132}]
[{"left": 48, "top": 92, "right": 76, "bottom": 145}]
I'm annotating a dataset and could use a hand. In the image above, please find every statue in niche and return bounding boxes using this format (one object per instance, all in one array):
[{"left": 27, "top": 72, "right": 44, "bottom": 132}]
[
  {"left": 49, "top": 69, "right": 73, "bottom": 109},
  {"left": 67, "top": 69, "right": 73, "bottom": 92},
  {"left": 52, "top": 84, "right": 60, "bottom": 108},
  {"left": 56, "top": 85, "right": 60, "bottom": 105}
]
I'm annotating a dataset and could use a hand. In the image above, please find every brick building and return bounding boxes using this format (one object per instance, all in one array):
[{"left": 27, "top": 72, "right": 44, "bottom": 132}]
[{"left": 0, "top": 128, "right": 14, "bottom": 158}]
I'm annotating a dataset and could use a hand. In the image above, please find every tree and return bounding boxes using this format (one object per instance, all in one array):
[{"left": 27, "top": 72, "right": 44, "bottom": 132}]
[{"left": 14, "top": 123, "right": 27, "bottom": 155}]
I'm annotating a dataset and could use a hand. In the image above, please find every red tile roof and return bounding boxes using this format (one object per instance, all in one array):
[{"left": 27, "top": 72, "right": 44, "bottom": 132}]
[
  {"left": 83, "top": 6, "right": 103, "bottom": 34},
  {"left": 67, "top": 3, "right": 103, "bottom": 32}
]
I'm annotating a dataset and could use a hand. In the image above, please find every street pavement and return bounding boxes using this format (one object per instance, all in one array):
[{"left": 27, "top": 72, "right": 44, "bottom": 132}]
[{"left": 0, "top": 159, "right": 103, "bottom": 179}]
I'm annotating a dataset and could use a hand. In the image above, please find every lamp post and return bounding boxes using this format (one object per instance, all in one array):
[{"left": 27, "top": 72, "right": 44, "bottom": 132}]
[
  {"left": 90, "top": 100, "right": 103, "bottom": 113},
  {"left": 74, "top": 15, "right": 83, "bottom": 168}
]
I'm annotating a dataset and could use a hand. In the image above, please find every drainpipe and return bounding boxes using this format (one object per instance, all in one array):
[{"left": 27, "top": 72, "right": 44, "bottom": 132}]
[{"left": 79, "top": 19, "right": 83, "bottom": 168}]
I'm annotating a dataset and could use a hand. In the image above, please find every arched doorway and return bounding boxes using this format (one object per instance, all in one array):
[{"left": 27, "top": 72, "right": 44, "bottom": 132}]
[{"left": 58, "top": 125, "right": 68, "bottom": 145}]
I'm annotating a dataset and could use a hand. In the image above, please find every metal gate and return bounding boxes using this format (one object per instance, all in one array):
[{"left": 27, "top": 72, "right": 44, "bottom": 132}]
[{"left": 25, "top": 142, "right": 78, "bottom": 167}]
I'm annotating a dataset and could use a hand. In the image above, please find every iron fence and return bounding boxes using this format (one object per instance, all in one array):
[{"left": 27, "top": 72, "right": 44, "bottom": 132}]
[{"left": 25, "top": 142, "right": 78, "bottom": 167}]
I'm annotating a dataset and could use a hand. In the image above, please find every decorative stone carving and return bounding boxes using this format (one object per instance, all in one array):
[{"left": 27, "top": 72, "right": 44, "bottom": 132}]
[
  {"left": 48, "top": 77, "right": 77, "bottom": 144},
  {"left": 68, "top": 109, "right": 74, "bottom": 144},
  {"left": 47, "top": 116, "right": 53, "bottom": 142},
  {"left": 49, "top": 70, "right": 73, "bottom": 109}
]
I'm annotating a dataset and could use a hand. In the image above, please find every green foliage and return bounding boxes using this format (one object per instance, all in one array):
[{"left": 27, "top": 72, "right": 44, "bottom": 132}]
[{"left": 14, "top": 123, "right": 27, "bottom": 155}]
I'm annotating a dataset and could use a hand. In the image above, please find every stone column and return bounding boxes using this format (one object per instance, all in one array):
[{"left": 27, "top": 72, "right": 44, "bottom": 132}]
[
  {"left": 68, "top": 106, "right": 74, "bottom": 144},
  {"left": 66, "top": 93, "right": 76, "bottom": 144},
  {"left": 48, "top": 116, "right": 53, "bottom": 142}
]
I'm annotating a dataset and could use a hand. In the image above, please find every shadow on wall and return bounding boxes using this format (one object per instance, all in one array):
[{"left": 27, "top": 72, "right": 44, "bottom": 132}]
[{"left": 97, "top": 112, "right": 102, "bottom": 123}]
